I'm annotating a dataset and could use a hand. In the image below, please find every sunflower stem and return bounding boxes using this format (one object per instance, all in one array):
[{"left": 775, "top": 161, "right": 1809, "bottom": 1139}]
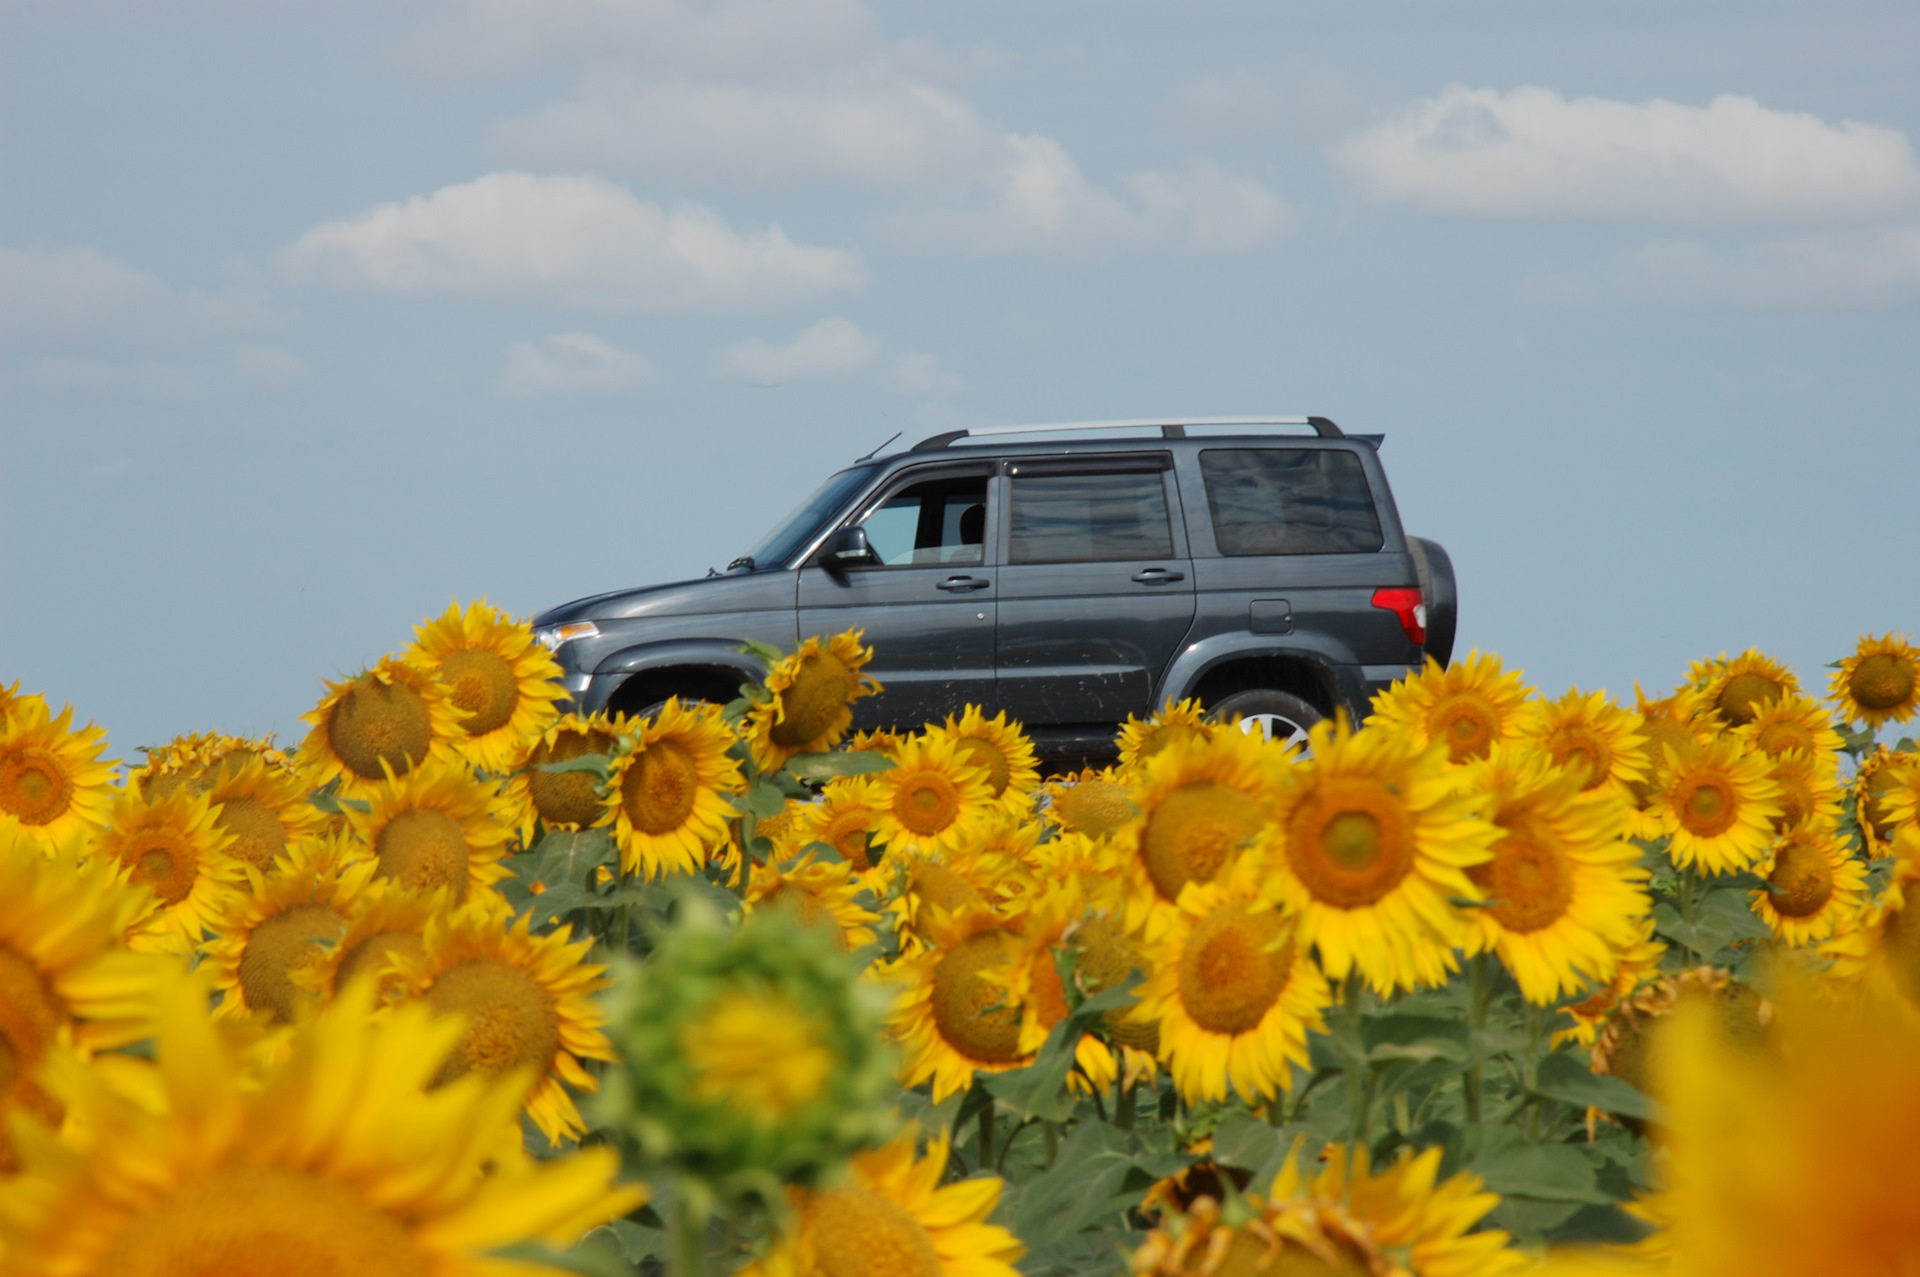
[
  {"left": 1341, "top": 972, "right": 1369, "bottom": 1143},
  {"left": 977, "top": 1097, "right": 995, "bottom": 1169},
  {"left": 669, "top": 1190, "right": 707, "bottom": 1277},
  {"left": 1464, "top": 952, "right": 1491, "bottom": 1126},
  {"left": 1114, "top": 1073, "right": 1136, "bottom": 1132}
]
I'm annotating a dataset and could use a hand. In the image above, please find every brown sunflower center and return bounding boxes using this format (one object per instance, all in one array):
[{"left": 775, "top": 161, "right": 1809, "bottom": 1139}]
[
  {"left": 1138, "top": 722, "right": 1205, "bottom": 762},
  {"left": 764, "top": 882, "right": 843, "bottom": 948},
  {"left": 1674, "top": 772, "right": 1739, "bottom": 838},
  {"left": 929, "top": 931, "right": 1028, "bottom": 1064},
  {"left": 821, "top": 810, "right": 876, "bottom": 871},
  {"left": 1717, "top": 672, "right": 1784, "bottom": 725},
  {"left": 527, "top": 727, "right": 615, "bottom": 827},
  {"left": 1178, "top": 904, "right": 1293, "bottom": 1036},
  {"left": 1472, "top": 820, "right": 1574, "bottom": 933},
  {"left": 1547, "top": 723, "right": 1614, "bottom": 791},
  {"left": 1755, "top": 719, "right": 1815, "bottom": 758},
  {"left": 955, "top": 737, "right": 1011, "bottom": 796},
  {"left": 120, "top": 830, "right": 200, "bottom": 906},
  {"left": 1429, "top": 691, "right": 1500, "bottom": 762},
  {"left": 239, "top": 903, "right": 348, "bottom": 1023},
  {"left": 0, "top": 944, "right": 66, "bottom": 1095},
  {"left": 327, "top": 679, "right": 434, "bottom": 781},
  {"left": 0, "top": 746, "right": 74, "bottom": 826},
  {"left": 804, "top": 1185, "right": 943, "bottom": 1277},
  {"left": 427, "top": 957, "right": 561, "bottom": 1086},
  {"left": 894, "top": 770, "right": 962, "bottom": 837},
  {"left": 1141, "top": 782, "right": 1266, "bottom": 902},
  {"left": 1853, "top": 653, "right": 1917, "bottom": 713},
  {"left": 1053, "top": 780, "right": 1133, "bottom": 837},
  {"left": 1765, "top": 837, "right": 1833, "bottom": 919},
  {"left": 1285, "top": 780, "right": 1416, "bottom": 909},
  {"left": 335, "top": 929, "right": 427, "bottom": 995},
  {"left": 909, "top": 862, "right": 984, "bottom": 938},
  {"left": 1215, "top": 1231, "right": 1368, "bottom": 1277},
  {"left": 1074, "top": 914, "right": 1158, "bottom": 1051},
  {"left": 440, "top": 647, "right": 520, "bottom": 737},
  {"left": 1771, "top": 769, "right": 1813, "bottom": 830},
  {"left": 770, "top": 651, "right": 855, "bottom": 748},
  {"left": 374, "top": 807, "right": 470, "bottom": 901},
  {"left": 214, "top": 795, "right": 290, "bottom": 873},
  {"left": 620, "top": 739, "right": 700, "bottom": 835},
  {"left": 91, "top": 1164, "right": 432, "bottom": 1277}
]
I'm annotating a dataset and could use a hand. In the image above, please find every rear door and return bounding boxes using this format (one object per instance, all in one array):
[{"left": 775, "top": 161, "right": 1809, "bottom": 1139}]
[
  {"left": 797, "top": 462, "right": 997, "bottom": 730},
  {"left": 994, "top": 454, "right": 1196, "bottom": 726}
]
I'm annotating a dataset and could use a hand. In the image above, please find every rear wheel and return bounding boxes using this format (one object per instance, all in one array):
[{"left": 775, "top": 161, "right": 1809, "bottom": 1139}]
[{"left": 1204, "top": 689, "right": 1322, "bottom": 754}]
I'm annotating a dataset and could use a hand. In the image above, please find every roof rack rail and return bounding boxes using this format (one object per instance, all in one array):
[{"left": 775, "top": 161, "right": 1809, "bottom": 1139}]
[{"left": 909, "top": 415, "right": 1343, "bottom": 452}]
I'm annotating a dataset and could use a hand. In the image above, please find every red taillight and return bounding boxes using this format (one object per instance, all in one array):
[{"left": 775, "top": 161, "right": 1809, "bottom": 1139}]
[{"left": 1371, "top": 587, "right": 1427, "bottom": 647}]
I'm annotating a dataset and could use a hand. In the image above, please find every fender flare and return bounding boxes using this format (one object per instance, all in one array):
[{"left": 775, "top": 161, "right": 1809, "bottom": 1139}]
[
  {"left": 583, "top": 639, "right": 766, "bottom": 715},
  {"left": 1156, "top": 632, "right": 1358, "bottom": 717}
]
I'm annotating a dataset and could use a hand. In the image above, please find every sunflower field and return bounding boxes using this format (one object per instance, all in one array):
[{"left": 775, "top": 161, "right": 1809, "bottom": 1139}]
[{"left": 3, "top": 605, "right": 1919, "bottom": 1277}]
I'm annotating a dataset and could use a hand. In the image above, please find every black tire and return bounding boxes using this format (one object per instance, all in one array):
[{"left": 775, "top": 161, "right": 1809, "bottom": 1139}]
[{"left": 1204, "top": 689, "right": 1323, "bottom": 754}]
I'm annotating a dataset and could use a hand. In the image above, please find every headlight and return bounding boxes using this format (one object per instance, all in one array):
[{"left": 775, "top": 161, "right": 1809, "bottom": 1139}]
[{"left": 534, "top": 621, "right": 599, "bottom": 652}]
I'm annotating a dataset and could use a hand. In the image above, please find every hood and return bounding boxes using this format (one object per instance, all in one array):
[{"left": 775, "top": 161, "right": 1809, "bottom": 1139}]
[{"left": 534, "top": 570, "right": 792, "bottom": 625}]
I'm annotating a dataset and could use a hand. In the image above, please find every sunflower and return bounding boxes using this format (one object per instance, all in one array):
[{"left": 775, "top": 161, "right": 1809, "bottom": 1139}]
[
  {"left": 94, "top": 785, "right": 240, "bottom": 953},
  {"left": 1459, "top": 748, "right": 1650, "bottom": 1005},
  {"left": 1132, "top": 1140, "right": 1526, "bottom": 1277},
  {"left": 1039, "top": 765, "right": 1136, "bottom": 839},
  {"left": 1748, "top": 824, "right": 1866, "bottom": 947},
  {"left": 0, "top": 700, "right": 116, "bottom": 850},
  {"left": 343, "top": 756, "right": 516, "bottom": 906},
  {"left": 923, "top": 705, "right": 1041, "bottom": 803},
  {"left": 405, "top": 599, "right": 567, "bottom": 773},
  {"left": 1624, "top": 683, "right": 1715, "bottom": 837},
  {"left": 748, "top": 850, "right": 882, "bottom": 951},
  {"left": 889, "top": 838, "right": 1033, "bottom": 953},
  {"left": 1115, "top": 728, "right": 1278, "bottom": 919},
  {"left": 1763, "top": 748, "right": 1843, "bottom": 834},
  {"left": 0, "top": 822, "right": 175, "bottom": 1172},
  {"left": 1516, "top": 687, "right": 1648, "bottom": 797},
  {"left": 1819, "top": 828, "right": 1920, "bottom": 1007},
  {"left": 603, "top": 697, "right": 742, "bottom": 880},
  {"left": 1366, "top": 650, "right": 1538, "bottom": 765},
  {"left": 0, "top": 679, "right": 46, "bottom": 726},
  {"left": 1653, "top": 734, "right": 1784, "bottom": 876},
  {"left": 1738, "top": 692, "right": 1845, "bottom": 763},
  {"left": 847, "top": 726, "right": 906, "bottom": 756},
  {"left": 1115, "top": 698, "right": 1213, "bottom": 773},
  {"left": 293, "top": 876, "right": 449, "bottom": 1008},
  {"left": 1137, "top": 857, "right": 1329, "bottom": 1104},
  {"left": 1070, "top": 908, "right": 1163, "bottom": 1070},
  {"left": 297, "top": 656, "right": 462, "bottom": 796},
  {"left": 1552, "top": 916, "right": 1667, "bottom": 1049},
  {"left": 1692, "top": 648, "right": 1801, "bottom": 727},
  {"left": 880, "top": 899, "right": 1067, "bottom": 1101},
  {"left": 1267, "top": 717, "right": 1496, "bottom": 994},
  {"left": 0, "top": 977, "right": 643, "bottom": 1275},
  {"left": 507, "top": 709, "right": 632, "bottom": 839},
  {"left": 742, "top": 1129, "right": 1024, "bottom": 1277},
  {"left": 1854, "top": 746, "right": 1918, "bottom": 845},
  {"left": 388, "top": 898, "right": 615, "bottom": 1144},
  {"left": 783, "top": 775, "right": 885, "bottom": 873},
  {"left": 1588, "top": 967, "right": 1770, "bottom": 1110},
  {"left": 198, "top": 752, "right": 327, "bottom": 876},
  {"left": 1828, "top": 631, "right": 1920, "bottom": 728},
  {"left": 868, "top": 734, "right": 998, "bottom": 861},
  {"left": 744, "top": 631, "right": 880, "bottom": 772},
  {"left": 133, "top": 730, "right": 268, "bottom": 801},
  {"left": 201, "top": 837, "right": 379, "bottom": 1023}
]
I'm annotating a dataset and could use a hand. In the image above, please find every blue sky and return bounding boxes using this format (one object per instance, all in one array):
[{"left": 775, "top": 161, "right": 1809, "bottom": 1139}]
[{"left": 4, "top": 0, "right": 1917, "bottom": 754}]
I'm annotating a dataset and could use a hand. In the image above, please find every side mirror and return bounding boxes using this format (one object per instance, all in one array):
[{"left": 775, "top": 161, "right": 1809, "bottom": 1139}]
[{"left": 820, "top": 526, "right": 876, "bottom": 569}]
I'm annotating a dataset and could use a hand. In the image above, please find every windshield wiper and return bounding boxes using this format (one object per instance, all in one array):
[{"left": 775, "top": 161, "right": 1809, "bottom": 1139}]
[{"left": 726, "top": 555, "right": 755, "bottom": 572}]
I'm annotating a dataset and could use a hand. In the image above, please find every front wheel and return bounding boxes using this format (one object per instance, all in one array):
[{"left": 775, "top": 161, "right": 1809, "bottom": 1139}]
[{"left": 1204, "top": 689, "right": 1323, "bottom": 755}]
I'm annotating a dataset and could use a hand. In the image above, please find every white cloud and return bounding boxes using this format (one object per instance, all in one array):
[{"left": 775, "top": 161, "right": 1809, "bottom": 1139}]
[
  {"left": 892, "top": 140, "right": 1288, "bottom": 256},
  {"left": 397, "top": 0, "right": 875, "bottom": 79},
  {"left": 1613, "top": 228, "right": 1920, "bottom": 308},
  {"left": 889, "top": 352, "right": 963, "bottom": 397},
  {"left": 722, "top": 316, "right": 876, "bottom": 384},
  {"left": 277, "top": 172, "right": 864, "bottom": 313},
  {"left": 0, "top": 245, "right": 275, "bottom": 349},
  {"left": 500, "top": 332, "right": 656, "bottom": 396},
  {"left": 493, "top": 72, "right": 1000, "bottom": 190},
  {"left": 1340, "top": 86, "right": 1920, "bottom": 225}
]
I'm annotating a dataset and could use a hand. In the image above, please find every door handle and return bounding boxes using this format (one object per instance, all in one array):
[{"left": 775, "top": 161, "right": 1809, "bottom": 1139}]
[
  {"left": 936, "top": 575, "right": 991, "bottom": 592},
  {"left": 1131, "top": 567, "right": 1186, "bottom": 584}
]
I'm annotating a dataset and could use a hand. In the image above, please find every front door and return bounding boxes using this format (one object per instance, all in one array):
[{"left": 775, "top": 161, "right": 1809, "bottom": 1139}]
[
  {"left": 797, "top": 464, "right": 997, "bottom": 731},
  {"left": 994, "top": 456, "right": 1196, "bottom": 727}
]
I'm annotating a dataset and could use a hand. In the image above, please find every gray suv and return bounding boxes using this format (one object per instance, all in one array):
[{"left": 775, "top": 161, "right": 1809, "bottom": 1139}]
[{"left": 533, "top": 417, "right": 1456, "bottom": 758}]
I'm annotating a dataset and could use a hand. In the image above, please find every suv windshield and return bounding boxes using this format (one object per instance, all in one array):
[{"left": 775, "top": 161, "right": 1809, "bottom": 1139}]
[{"left": 740, "top": 464, "right": 877, "bottom": 570}]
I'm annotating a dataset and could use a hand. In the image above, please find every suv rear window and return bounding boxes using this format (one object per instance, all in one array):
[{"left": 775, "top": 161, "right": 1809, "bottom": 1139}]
[
  {"left": 1009, "top": 471, "right": 1174, "bottom": 564},
  {"left": 1199, "top": 448, "right": 1383, "bottom": 555}
]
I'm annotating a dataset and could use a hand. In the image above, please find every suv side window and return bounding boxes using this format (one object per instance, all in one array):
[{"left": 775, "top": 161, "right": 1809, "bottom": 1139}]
[
  {"left": 1199, "top": 448, "right": 1383, "bottom": 555},
  {"left": 1009, "top": 470, "right": 1174, "bottom": 564},
  {"left": 859, "top": 475, "right": 988, "bottom": 566}
]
